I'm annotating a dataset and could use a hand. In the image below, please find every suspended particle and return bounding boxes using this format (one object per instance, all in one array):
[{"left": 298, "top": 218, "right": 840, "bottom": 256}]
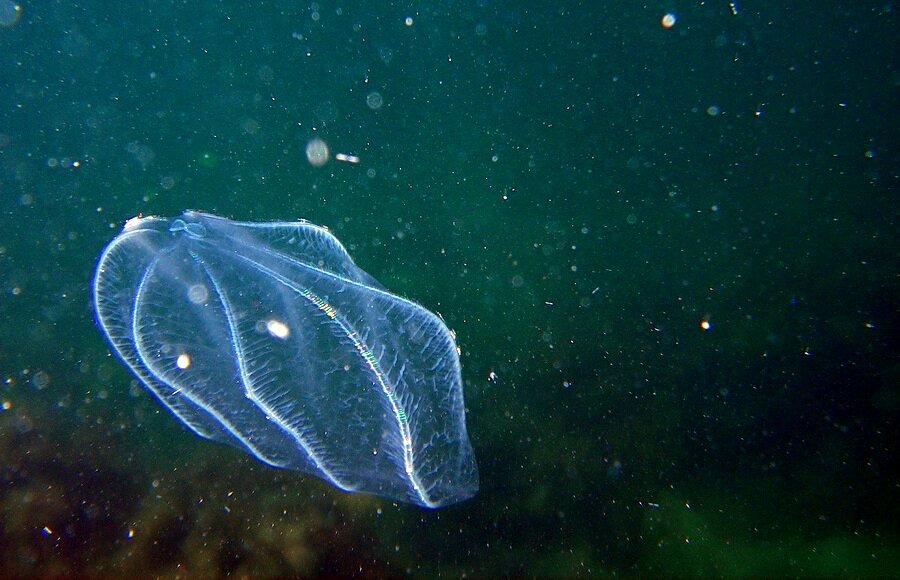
[
  {"left": 305, "top": 137, "right": 329, "bottom": 167},
  {"left": 335, "top": 153, "right": 360, "bottom": 164},
  {"left": 266, "top": 319, "right": 291, "bottom": 339},
  {"left": 176, "top": 353, "right": 192, "bottom": 369}
]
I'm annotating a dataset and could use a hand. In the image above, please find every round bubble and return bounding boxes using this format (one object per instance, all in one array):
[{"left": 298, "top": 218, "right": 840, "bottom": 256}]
[
  {"left": 366, "top": 92, "right": 383, "bottom": 110},
  {"left": 32, "top": 370, "right": 50, "bottom": 390},
  {"left": 188, "top": 284, "right": 209, "bottom": 305}
]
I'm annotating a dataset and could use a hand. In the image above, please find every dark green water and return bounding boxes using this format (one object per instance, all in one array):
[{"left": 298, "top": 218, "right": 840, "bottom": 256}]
[{"left": 1, "top": 1, "right": 897, "bottom": 577}]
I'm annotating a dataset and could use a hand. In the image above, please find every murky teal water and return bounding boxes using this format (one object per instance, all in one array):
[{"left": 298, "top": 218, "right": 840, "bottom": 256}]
[{"left": 1, "top": 1, "right": 897, "bottom": 576}]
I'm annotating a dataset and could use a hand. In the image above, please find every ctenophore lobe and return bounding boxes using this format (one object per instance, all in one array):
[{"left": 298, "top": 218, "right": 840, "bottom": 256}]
[{"left": 92, "top": 211, "right": 478, "bottom": 508}]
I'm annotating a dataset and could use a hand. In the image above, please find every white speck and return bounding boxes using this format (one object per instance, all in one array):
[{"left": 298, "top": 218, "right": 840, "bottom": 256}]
[
  {"left": 176, "top": 353, "right": 191, "bottom": 369},
  {"left": 266, "top": 319, "right": 290, "bottom": 339}
]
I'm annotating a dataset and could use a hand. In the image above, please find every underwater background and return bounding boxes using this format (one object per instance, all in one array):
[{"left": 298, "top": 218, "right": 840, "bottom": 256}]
[{"left": 0, "top": 0, "right": 897, "bottom": 577}]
